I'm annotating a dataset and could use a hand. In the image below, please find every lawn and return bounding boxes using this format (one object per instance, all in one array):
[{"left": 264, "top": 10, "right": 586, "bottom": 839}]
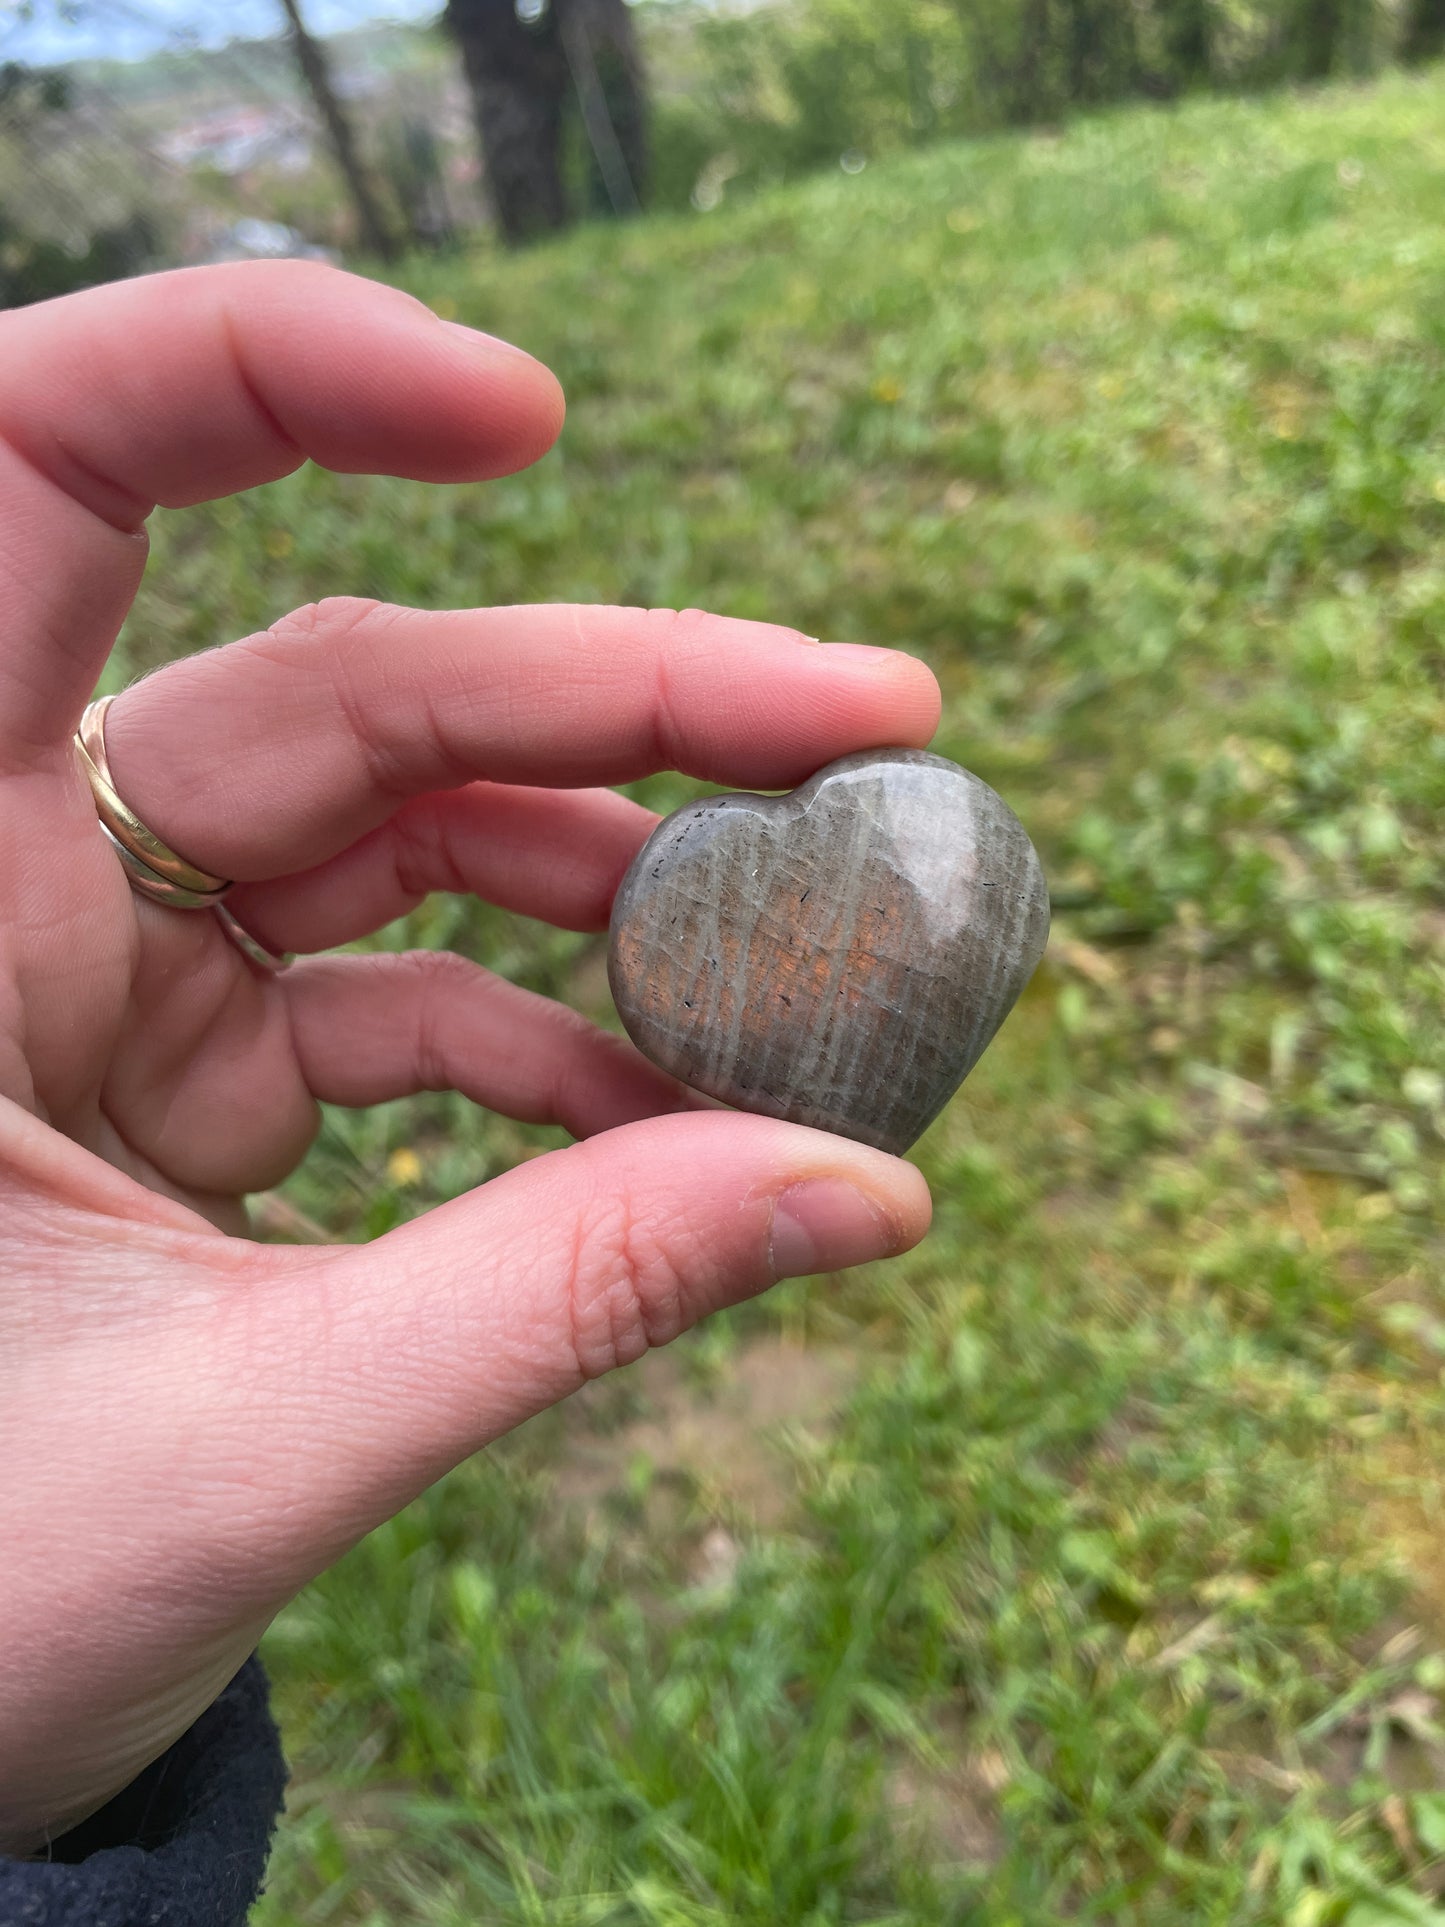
[{"left": 120, "top": 65, "right": 1445, "bottom": 1925}]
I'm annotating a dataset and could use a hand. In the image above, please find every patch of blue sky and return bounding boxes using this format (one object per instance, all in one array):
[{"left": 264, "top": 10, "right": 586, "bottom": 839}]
[{"left": 0, "top": 0, "right": 439, "bottom": 67}]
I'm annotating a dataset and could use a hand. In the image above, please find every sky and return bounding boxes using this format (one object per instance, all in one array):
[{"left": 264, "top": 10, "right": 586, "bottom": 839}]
[{"left": 0, "top": 0, "right": 439, "bottom": 66}]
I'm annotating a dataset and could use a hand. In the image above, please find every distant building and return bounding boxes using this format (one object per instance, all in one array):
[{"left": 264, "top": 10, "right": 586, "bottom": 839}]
[
  {"left": 157, "top": 104, "right": 312, "bottom": 176},
  {"left": 192, "top": 215, "right": 335, "bottom": 265}
]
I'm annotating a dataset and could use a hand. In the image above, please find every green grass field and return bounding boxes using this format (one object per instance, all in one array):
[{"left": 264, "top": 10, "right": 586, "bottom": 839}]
[{"left": 122, "top": 65, "right": 1445, "bottom": 1925}]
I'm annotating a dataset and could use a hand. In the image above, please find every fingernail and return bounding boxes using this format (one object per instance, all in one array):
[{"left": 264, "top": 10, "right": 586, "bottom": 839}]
[
  {"left": 821, "top": 641, "right": 903, "bottom": 667},
  {"left": 770, "top": 1178, "right": 899, "bottom": 1280}
]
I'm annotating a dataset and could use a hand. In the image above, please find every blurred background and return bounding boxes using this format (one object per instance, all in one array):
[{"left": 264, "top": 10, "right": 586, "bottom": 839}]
[
  {"left": 6, "top": 2, "right": 1445, "bottom": 1923},
  {"left": 5, "top": 0, "right": 1445, "bottom": 294}
]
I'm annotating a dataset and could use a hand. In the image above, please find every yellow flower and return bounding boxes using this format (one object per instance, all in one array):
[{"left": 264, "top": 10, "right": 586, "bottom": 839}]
[
  {"left": 387, "top": 1147, "right": 423, "bottom": 1188},
  {"left": 871, "top": 376, "right": 902, "bottom": 405}
]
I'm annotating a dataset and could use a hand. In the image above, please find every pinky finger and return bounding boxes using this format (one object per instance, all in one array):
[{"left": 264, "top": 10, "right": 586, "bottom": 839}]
[{"left": 283, "top": 950, "right": 711, "bottom": 1140}]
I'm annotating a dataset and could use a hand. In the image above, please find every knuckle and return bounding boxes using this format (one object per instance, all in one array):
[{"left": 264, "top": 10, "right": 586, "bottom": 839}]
[
  {"left": 240, "top": 255, "right": 345, "bottom": 295},
  {"left": 629, "top": 608, "right": 708, "bottom": 767},
  {"left": 394, "top": 948, "right": 487, "bottom": 1091},
  {"left": 400, "top": 945, "right": 481, "bottom": 995},
  {"left": 396, "top": 948, "right": 475, "bottom": 994},
  {"left": 264, "top": 596, "right": 384, "bottom": 655},
  {"left": 539, "top": 1013, "right": 618, "bottom": 1132},
  {"left": 254, "top": 255, "right": 429, "bottom": 317},
  {"left": 563, "top": 1180, "right": 690, "bottom": 1380},
  {"left": 388, "top": 796, "right": 453, "bottom": 900},
  {"left": 633, "top": 605, "right": 712, "bottom": 650},
  {"left": 546, "top": 995, "right": 602, "bottom": 1053},
  {"left": 316, "top": 606, "right": 420, "bottom": 796}
]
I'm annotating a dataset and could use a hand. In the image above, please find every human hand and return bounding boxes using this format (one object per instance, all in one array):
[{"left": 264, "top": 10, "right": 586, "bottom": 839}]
[{"left": 0, "top": 263, "right": 938, "bottom": 1854}]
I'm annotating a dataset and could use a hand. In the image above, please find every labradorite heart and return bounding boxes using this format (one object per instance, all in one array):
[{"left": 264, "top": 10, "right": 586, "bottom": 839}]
[{"left": 607, "top": 749, "right": 1050, "bottom": 1155}]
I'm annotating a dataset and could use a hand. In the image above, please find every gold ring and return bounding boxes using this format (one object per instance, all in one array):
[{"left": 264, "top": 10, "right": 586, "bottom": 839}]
[
  {"left": 213, "top": 904, "right": 291, "bottom": 975},
  {"left": 76, "top": 696, "right": 231, "bottom": 900},
  {"left": 75, "top": 696, "right": 292, "bottom": 973}
]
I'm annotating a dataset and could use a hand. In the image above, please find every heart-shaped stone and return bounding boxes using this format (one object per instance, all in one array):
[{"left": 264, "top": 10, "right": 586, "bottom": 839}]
[{"left": 608, "top": 749, "right": 1050, "bottom": 1154}]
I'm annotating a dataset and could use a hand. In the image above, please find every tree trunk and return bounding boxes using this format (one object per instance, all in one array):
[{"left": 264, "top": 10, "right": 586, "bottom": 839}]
[
  {"left": 1066, "top": 0, "right": 1094, "bottom": 100},
  {"left": 277, "top": 0, "right": 399, "bottom": 261},
  {"left": 560, "top": 0, "right": 648, "bottom": 216},
  {"left": 1403, "top": 0, "right": 1445, "bottom": 60},
  {"left": 1012, "top": 0, "right": 1058, "bottom": 123},
  {"left": 1064, "top": 0, "right": 1141, "bottom": 103},
  {"left": 445, "top": 0, "right": 570, "bottom": 245},
  {"left": 1163, "top": 0, "right": 1213, "bottom": 87},
  {"left": 1289, "top": 0, "right": 1346, "bottom": 77}
]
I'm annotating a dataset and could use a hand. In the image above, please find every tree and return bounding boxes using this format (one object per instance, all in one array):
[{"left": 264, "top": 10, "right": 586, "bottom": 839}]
[
  {"left": 0, "top": 61, "right": 165, "bottom": 307},
  {"left": 563, "top": 0, "right": 648, "bottom": 217},
  {"left": 1275, "top": 0, "right": 1384, "bottom": 79},
  {"left": 1160, "top": 0, "right": 1214, "bottom": 90},
  {"left": 445, "top": 0, "right": 648, "bottom": 246},
  {"left": 446, "top": 0, "right": 569, "bottom": 243},
  {"left": 276, "top": 0, "right": 400, "bottom": 260},
  {"left": 1287, "top": 0, "right": 1347, "bottom": 75},
  {"left": 1403, "top": 0, "right": 1445, "bottom": 60}
]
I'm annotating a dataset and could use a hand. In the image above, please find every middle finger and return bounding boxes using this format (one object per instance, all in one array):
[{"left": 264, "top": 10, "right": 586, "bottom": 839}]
[
  {"left": 101, "top": 602, "right": 941, "bottom": 884},
  {"left": 227, "top": 781, "right": 656, "bottom": 957}
]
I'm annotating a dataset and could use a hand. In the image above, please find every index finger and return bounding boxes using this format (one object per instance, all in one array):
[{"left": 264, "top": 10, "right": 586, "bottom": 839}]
[
  {"left": 0, "top": 261, "right": 563, "bottom": 759},
  {"left": 103, "top": 602, "right": 943, "bottom": 880}
]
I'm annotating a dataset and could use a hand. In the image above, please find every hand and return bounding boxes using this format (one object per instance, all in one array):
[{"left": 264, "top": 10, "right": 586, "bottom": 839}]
[{"left": 0, "top": 262, "right": 938, "bottom": 1855}]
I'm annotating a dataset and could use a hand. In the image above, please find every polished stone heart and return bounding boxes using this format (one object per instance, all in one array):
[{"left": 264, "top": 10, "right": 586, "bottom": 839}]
[{"left": 608, "top": 749, "right": 1050, "bottom": 1154}]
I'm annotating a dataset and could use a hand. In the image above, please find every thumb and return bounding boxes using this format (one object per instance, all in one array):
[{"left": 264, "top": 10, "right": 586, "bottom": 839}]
[
  {"left": 0, "top": 1112, "right": 929, "bottom": 1850},
  {"left": 236, "top": 1112, "right": 930, "bottom": 1586}
]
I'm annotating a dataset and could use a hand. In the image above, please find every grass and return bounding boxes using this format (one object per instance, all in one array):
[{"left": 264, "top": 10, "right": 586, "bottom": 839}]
[{"left": 118, "top": 65, "right": 1445, "bottom": 1925}]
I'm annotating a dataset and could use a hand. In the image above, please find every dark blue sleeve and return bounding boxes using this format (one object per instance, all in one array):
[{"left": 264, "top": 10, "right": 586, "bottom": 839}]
[{"left": 0, "top": 1657, "right": 286, "bottom": 1927}]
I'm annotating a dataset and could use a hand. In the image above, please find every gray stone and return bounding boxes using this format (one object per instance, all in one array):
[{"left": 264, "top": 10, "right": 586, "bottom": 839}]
[{"left": 608, "top": 749, "right": 1050, "bottom": 1154}]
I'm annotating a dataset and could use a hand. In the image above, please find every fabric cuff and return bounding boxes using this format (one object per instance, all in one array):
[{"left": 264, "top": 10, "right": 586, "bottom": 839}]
[{"left": 0, "top": 1656, "right": 286, "bottom": 1926}]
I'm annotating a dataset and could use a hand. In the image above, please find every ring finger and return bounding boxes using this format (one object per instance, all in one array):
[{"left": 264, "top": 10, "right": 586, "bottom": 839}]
[{"left": 226, "top": 780, "right": 658, "bottom": 957}]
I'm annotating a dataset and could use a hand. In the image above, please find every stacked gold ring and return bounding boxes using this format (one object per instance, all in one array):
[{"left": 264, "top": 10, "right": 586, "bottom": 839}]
[
  {"left": 76, "top": 696, "right": 232, "bottom": 907},
  {"left": 75, "top": 696, "right": 291, "bottom": 972}
]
